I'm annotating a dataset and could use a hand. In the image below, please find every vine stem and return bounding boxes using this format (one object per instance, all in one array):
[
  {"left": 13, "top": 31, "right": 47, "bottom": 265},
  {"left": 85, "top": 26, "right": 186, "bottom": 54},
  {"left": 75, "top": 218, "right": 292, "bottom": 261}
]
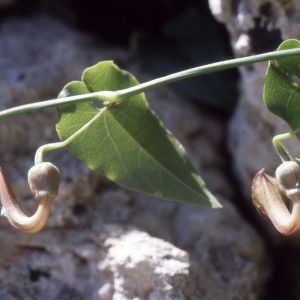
[
  {"left": 1, "top": 48, "right": 300, "bottom": 120},
  {"left": 35, "top": 107, "right": 107, "bottom": 164}
]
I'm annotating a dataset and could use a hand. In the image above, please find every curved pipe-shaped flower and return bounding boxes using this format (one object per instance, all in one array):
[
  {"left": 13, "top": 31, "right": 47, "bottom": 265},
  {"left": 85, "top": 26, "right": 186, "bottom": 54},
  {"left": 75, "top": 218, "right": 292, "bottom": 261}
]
[
  {"left": 252, "top": 159, "right": 300, "bottom": 235},
  {"left": 0, "top": 162, "right": 60, "bottom": 234}
]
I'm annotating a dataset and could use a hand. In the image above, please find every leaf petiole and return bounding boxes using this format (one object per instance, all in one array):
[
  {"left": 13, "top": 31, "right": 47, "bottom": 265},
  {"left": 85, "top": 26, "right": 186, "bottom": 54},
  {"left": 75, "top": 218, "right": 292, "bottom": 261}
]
[
  {"left": 273, "top": 126, "right": 300, "bottom": 162},
  {"left": 35, "top": 107, "right": 107, "bottom": 164}
]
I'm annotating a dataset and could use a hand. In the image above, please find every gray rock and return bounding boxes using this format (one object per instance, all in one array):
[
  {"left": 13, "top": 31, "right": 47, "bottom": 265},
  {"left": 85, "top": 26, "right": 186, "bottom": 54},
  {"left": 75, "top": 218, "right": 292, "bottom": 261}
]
[
  {"left": 0, "top": 13, "right": 270, "bottom": 299},
  {"left": 0, "top": 226, "right": 189, "bottom": 300},
  {"left": 173, "top": 195, "right": 269, "bottom": 300},
  {"left": 209, "top": 0, "right": 300, "bottom": 237},
  {"left": 0, "top": 191, "right": 269, "bottom": 300}
]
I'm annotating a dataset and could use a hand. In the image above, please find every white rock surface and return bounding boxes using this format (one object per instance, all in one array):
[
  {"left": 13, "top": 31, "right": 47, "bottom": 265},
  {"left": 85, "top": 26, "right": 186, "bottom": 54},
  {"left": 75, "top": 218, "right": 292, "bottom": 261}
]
[
  {"left": 98, "top": 230, "right": 189, "bottom": 300},
  {"left": 209, "top": 0, "right": 300, "bottom": 56},
  {"left": 0, "top": 12, "right": 270, "bottom": 299}
]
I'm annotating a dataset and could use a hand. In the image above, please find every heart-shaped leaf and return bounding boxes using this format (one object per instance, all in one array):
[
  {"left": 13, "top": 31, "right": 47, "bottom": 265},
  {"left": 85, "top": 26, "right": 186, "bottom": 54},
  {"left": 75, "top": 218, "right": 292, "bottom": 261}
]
[
  {"left": 56, "top": 61, "right": 220, "bottom": 207},
  {"left": 264, "top": 39, "right": 300, "bottom": 138}
]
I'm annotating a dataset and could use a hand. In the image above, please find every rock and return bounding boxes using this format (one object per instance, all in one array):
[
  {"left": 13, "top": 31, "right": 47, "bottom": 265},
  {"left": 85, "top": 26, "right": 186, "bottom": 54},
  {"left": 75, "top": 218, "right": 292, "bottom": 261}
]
[
  {"left": 0, "top": 12, "right": 270, "bottom": 299},
  {"left": 228, "top": 61, "right": 287, "bottom": 199},
  {"left": 208, "top": 0, "right": 300, "bottom": 56},
  {"left": 209, "top": 0, "right": 300, "bottom": 225},
  {"left": 208, "top": 0, "right": 300, "bottom": 192},
  {"left": 0, "top": 226, "right": 188, "bottom": 300},
  {"left": 173, "top": 195, "right": 269, "bottom": 299},
  {"left": 0, "top": 193, "right": 269, "bottom": 299},
  {"left": 209, "top": 1, "right": 300, "bottom": 297},
  {"left": 98, "top": 230, "right": 189, "bottom": 300}
]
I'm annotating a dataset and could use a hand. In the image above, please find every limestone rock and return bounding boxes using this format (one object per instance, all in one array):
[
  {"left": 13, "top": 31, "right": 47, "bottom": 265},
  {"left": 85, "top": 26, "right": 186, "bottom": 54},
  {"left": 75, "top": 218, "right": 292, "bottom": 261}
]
[
  {"left": 98, "top": 230, "right": 189, "bottom": 300},
  {"left": 0, "top": 191, "right": 270, "bottom": 299}
]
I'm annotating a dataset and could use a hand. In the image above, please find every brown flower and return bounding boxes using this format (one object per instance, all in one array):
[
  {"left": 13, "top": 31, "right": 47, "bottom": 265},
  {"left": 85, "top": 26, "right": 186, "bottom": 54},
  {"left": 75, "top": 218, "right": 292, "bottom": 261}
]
[{"left": 252, "top": 159, "right": 300, "bottom": 235}]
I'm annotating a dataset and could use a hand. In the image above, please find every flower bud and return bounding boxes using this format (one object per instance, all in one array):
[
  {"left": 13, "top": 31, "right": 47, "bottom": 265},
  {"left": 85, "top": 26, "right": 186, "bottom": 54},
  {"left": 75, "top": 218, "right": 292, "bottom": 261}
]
[
  {"left": 28, "top": 162, "right": 60, "bottom": 203},
  {"left": 275, "top": 159, "right": 300, "bottom": 201}
]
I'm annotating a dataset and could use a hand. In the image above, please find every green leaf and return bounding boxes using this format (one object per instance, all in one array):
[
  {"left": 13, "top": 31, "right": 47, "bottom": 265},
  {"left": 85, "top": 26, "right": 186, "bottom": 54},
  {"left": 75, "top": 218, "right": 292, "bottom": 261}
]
[
  {"left": 264, "top": 39, "right": 300, "bottom": 138},
  {"left": 56, "top": 61, "right": 221, "bottom": 208}
]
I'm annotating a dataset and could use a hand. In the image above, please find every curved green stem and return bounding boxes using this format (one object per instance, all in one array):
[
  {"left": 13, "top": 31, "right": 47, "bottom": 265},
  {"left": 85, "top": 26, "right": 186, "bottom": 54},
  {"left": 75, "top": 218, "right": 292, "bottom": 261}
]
[
  {"left": 35, "top": 107, "right": 107, "bottom": 164},
  {"left": 116, "top": 49, "right": 300, "bottom": 101},
  {"left": 1, "top": 48, "right": 300, "bottom": 120},
  {"left": 0, "top": 91, "right": 115, "bottom": 121},
  {"left": 273, "top": 126, "right": 300, "bottom": 162}
]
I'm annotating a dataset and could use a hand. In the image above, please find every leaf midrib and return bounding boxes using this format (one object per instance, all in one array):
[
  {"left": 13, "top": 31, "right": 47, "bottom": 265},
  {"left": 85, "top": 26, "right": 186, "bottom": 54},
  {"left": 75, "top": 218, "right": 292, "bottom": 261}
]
[{"left": 104, "top": 107, "right": 207, "bottom": 199}]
